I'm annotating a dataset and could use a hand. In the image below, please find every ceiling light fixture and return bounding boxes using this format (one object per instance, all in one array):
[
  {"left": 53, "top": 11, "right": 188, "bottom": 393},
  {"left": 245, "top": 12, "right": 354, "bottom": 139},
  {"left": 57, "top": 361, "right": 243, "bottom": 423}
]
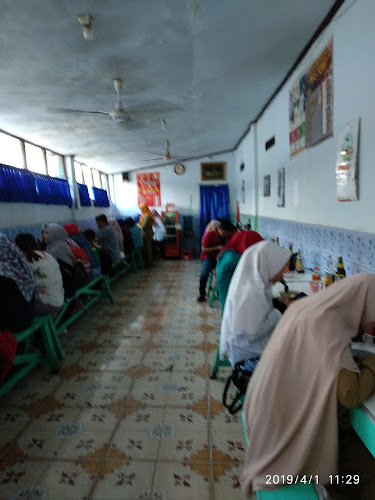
[
  {"left": 161, "top": 119, "right": 167, "bottom": 131},
  {"left": 77, "top": 14, "right": 94, "bottom": 40}
]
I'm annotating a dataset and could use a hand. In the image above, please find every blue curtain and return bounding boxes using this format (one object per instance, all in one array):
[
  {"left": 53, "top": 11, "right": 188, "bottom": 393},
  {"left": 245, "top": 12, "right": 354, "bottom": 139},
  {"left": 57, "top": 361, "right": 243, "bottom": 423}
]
[
  {"left": 77, "top": 182, "right": 92, "bottom": 206},
  {"left": 199, "top": 185, "right": 230, "bottom": 236},
  {"left": 0, "top": 164, "right": 72, "bottom": 206},
  {"left": 92, "top": 187, "right": 110, "bottom": 207}
]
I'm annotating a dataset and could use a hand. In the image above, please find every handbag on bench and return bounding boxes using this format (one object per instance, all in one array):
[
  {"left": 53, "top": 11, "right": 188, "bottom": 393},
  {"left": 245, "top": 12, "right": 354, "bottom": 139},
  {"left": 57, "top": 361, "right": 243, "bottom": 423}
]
[{"left": 222, "top": 358, "right": 258, "bottom": 414}]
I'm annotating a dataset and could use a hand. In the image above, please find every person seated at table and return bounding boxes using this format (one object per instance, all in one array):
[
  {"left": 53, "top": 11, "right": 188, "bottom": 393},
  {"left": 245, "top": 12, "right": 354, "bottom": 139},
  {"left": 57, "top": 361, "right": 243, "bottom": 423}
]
[
  {"left": 151, "top": 209, "right": 167, "bottom": 259},
  {"left": 63, "top": 224, "right": 101, "bottom": 279},
  {"left": 116, "top": 219, "right": 134, "bottom": 255},
  {"left": 220, "top": 240, "right": 291, "bottom": 366},
  {"left": 0, "top": 233, "right": 35, "bottom": 332},
  {"left": 42, "top": 223, "right": 86, "bottom": 299},
  {"left": 125, "top": 217, "right": 144, "bottom": 250},
  {"left": 15, "top": 233, "right": 65, "bottom": 315},
  {"left": 108, "top": 218, "right": 124, "bottom": 256},
  {"left": 95, "top": 214, "right": 121, "bottom": 265},
  {"left": 197, "top": 219, "right": 236, "bottom": 302},
  {"left": 138, "top": 203, "right": 154, "bottom": 267},
  {"left": 241, "top": 273, "right": 375, "bottom": 499},
  {"left": 82, "top": 229, "right": 113, "bottom": 275},
  {"left": 216, "top": 230, "right": 264, "bottom": 309}
]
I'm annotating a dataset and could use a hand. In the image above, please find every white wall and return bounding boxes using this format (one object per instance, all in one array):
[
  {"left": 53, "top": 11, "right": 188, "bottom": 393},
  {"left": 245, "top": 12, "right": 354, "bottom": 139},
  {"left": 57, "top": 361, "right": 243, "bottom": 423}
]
[
  {"left": 113, "top": 152, "right": 236, "bottom": 218},
  {"left": 236, "top": 0, "right": 375, "bottom": 234}
]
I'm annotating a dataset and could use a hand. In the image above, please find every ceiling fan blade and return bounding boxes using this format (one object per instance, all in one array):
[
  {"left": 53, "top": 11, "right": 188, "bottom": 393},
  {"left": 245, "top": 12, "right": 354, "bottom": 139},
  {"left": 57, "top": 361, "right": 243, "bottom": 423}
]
[
  {"left": 47, "top": 107, "right": 110, "bottom": 116},
  {"left": 116, "top": 118, "right": 148, "bottom": 131},
  {"left": 126, "top": 99, "right": 184, "bottom": 119},
  {"left": 143, "top": 157, "right": 163, "bottom": 161}
]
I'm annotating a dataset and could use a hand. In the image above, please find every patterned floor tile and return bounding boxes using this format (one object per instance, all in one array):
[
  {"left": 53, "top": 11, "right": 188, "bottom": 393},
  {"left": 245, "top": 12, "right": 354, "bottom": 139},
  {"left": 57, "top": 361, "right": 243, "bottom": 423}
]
[
  {"left": 152, "top": 462, "right": 209, "bottom": 500},
  {"left": 213, "top": 461, "right": 245, "bottom": 499},
  {"left": 91, "top": 460, "right": 155, "bottom": 499},
  {"left": 54, "top": 372, "right": 133, "bottom": 408},
  {"left": 0, "top": 460, "right": 50, "bottom": 498},
  {"left": 38, "top": 460, "right": 101, "bottom": 499},
  {"left": 158, "top": 432, "right": 209, "bottom": 462}
]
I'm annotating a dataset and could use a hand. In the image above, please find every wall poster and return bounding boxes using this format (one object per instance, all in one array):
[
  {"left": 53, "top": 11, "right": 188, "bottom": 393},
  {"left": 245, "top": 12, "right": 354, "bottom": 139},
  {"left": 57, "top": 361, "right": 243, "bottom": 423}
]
[
  {"left": 289, "top": 40, "right": 333, "bottom": 157},
  {"left": 336, "top": 118, "right": 360, "bottom": 202},
  {"left": 136, "top": 172, "right": 161, "bottom": 206},
  {"left": 277, "top": 168, "right": 285, "bottom": 207}
]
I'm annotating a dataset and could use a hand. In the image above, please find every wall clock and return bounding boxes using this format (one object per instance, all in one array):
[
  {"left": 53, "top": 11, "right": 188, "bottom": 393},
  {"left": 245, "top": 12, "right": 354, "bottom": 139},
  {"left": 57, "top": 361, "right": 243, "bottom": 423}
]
[{"left": 174, "top": 163, "right": 185, "bottom": 175}]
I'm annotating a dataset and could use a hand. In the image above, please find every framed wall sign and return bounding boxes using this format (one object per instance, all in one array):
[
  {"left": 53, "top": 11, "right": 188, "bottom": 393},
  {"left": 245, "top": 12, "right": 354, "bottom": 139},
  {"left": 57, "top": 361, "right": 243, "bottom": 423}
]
[
  {"left": 263, "top": 175, "right": 271, "bottom": 197},
  {"left": 200, "top": 162, "right": 226, "bottom": 181},
  {"left": 277, "top": 168, "right": 285, "bottom": 207}
]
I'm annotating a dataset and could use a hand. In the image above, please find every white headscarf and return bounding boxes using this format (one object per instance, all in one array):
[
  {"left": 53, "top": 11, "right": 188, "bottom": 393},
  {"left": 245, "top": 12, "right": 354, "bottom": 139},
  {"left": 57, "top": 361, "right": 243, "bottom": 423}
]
[
  {"left": 45, "top": 223, "right": 74, "bottom": 266},
  {"left": 220, "top": 241, "right": 291, "bottom": 362}
]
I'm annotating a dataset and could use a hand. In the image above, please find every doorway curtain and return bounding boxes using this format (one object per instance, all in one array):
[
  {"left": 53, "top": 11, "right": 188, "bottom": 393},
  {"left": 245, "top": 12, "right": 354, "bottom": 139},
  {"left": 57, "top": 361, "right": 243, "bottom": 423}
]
[{"left": 199, "top": 184, "right": 230, "bottom": 236}]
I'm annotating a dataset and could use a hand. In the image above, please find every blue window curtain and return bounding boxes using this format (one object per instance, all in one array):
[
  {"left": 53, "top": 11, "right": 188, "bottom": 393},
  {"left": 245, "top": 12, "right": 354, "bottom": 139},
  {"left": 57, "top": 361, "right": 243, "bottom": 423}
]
[
  {"left": 77, "top": 182, "right": 91, "bottom": 206},
  {"left": 0, "top": 164, "right": 72, "bottom": 206},
  {"left": 199, "top": 185, "right": 230, "bottom": 236},
  {"left": 92, "top": 187, "right": 110, "bottom": 207}
]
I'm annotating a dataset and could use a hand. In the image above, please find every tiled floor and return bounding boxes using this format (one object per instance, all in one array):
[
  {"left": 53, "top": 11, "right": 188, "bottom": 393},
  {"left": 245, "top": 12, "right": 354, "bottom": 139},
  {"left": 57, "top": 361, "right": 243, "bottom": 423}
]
[{"left": 0, "top": 260, "right": 246, "bottom": 500}]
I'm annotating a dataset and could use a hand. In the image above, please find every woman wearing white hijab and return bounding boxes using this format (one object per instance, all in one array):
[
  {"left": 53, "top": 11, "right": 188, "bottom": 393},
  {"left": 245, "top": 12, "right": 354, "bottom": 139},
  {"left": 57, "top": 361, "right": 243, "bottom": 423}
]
[
  {"left": 241, "top": 273, "right": 375, "bottom": 497},
  {"left": 220, "top": 240, "right": 291, "bottom": 367}
]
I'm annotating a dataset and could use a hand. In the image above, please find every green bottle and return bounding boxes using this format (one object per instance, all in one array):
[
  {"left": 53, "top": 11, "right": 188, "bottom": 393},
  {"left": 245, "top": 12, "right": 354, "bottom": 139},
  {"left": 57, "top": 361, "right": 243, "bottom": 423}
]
[{"left": 336, "top": 257, "right": 346, "bottom": 280}]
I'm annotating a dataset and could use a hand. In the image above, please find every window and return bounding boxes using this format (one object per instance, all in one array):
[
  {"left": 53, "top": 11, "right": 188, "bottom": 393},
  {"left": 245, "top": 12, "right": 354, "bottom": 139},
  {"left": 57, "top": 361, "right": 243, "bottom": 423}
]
[
  {"left": 25, "top": 143, "right": 46, "bottom": 174},
  {"left": 82, "top": 164, "right": 93, "bottom": 186},
  {"left": 0, "top": 132, "right": 24, "bottom": 169},
  {"left": 92, "top": 169, "right": 101, "bottom": 188},
  {"left": 74, "top": 161, "right": 84, "bottom": 184},
  {"left": 101, "top": 173, "right": 107, "bottom": 191},
  {"left": 46, "top": 151, "right": 64, "bottom": 178}
]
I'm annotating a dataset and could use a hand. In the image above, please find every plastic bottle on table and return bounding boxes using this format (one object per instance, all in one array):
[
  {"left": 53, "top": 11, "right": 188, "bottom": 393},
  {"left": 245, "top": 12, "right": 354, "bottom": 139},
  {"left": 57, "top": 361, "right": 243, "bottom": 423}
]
[{"left": 324, "top": 256, "right": 335, "bottom": 287}]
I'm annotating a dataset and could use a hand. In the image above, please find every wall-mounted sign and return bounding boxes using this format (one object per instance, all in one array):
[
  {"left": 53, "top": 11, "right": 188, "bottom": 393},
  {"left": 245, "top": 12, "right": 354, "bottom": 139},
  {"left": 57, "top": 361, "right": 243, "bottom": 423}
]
[
  {"left": 277, "top": 168, "right": 285, "bottom": 207},
  {"left": 336, "top": 118, "right": 360, "bottom": 202},
  {"left": 263, "top": 175, "right": 271, "bottom": 197},
  {"left": 136, "top": 172, "right": 161, "bottom": 206},
  {"left": 289, "top": 40, "right": 333, "bottom": 157},
  {"left": 200, "top": 162, "right": 226, "bottom": 181}
]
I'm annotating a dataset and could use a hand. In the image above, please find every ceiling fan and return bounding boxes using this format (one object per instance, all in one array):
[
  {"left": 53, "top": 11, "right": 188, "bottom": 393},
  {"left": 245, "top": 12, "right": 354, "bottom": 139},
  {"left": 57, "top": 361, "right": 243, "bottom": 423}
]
[
  {"left": 47, "top": 78, "right": 183, "bottom": 130},
  {"left": 143, "top": 140, "right": 182, "bottom": 161}
]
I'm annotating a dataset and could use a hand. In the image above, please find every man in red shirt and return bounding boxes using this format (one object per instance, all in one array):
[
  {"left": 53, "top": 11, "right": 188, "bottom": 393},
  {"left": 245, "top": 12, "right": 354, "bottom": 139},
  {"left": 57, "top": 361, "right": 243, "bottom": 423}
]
[{"left": 197, "top": 219, "right": 236, "bottom": 302}]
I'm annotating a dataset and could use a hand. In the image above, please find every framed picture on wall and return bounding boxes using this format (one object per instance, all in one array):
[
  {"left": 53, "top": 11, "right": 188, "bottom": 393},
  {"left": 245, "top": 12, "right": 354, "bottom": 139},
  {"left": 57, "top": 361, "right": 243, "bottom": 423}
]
[
  {"left": 263, "top": 175, "right": 271, "bottom": 197},
  {"left": 200, "top": 162, "right": 226, "bottom": 181},
  {"left": 277, "top": 168, "right": 285, "bottom": 207}
]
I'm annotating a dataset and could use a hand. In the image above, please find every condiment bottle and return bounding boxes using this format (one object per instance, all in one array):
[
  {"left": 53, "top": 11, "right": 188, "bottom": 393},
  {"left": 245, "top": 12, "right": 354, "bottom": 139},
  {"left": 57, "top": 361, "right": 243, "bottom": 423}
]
[
  {"left": 324, "top": 256, "right": 335, "bottom": 287},
  {"left": 295, "top": 249, "right": 304, "bottom": 273},
  {"left": 312, "top": 267, "right": 321, "bottom": 280},
  {"left": 336, "top": 257, "right": 346, "bottom": 280}
]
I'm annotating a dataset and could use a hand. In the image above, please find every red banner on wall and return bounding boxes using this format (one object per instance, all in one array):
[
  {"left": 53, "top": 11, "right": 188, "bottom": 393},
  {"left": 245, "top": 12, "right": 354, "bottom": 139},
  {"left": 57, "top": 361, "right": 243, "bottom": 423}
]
[{"left": 136, "top": 172, "right": 161, "bottom": 206}]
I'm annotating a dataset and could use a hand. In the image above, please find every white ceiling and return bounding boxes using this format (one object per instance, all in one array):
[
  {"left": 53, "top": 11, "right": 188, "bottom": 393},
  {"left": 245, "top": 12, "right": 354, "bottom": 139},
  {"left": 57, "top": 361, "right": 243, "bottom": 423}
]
[{"left": 0, "top": 0, "right": 338, "bottom": 174}]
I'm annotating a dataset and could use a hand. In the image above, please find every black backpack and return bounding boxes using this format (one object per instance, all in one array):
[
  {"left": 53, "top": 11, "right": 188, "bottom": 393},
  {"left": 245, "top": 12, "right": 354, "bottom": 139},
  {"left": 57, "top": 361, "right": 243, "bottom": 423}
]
[{"left": 222, "top": 359, "right": 258, "bottom": 414}]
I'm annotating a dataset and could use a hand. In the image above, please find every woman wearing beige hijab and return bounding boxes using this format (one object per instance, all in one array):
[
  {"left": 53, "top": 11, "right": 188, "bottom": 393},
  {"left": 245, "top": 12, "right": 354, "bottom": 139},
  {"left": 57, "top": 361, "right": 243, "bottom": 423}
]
[{"left": 241, "top": 273, "right": 375, "bottom": 497}]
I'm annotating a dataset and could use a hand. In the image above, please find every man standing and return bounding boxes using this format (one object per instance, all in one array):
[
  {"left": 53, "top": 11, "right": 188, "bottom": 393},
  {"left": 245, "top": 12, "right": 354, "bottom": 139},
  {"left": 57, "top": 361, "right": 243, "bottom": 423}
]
[
  {"left": 197, "top": 219, "right": 236, "bottom": 302},
  {"left": 95, "top": 214, "right": 121, "bottom": 265}
]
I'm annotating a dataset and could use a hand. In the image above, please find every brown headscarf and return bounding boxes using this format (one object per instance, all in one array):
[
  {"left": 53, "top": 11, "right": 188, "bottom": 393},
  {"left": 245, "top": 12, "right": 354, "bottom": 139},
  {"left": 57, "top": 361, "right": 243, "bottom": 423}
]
[
  {"left": 138, "top": 203, "right": 154, "bottom": 226},
  {"left": 241, "top": 273, "right": 375, "bottom": 494}
]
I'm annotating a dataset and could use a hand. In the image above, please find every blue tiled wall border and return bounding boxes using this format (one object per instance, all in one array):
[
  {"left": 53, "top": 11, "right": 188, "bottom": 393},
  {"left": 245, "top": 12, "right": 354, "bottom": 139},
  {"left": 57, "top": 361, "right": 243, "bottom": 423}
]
[{"left": 260, "top": 217, "right": 375, "bottom": 276}]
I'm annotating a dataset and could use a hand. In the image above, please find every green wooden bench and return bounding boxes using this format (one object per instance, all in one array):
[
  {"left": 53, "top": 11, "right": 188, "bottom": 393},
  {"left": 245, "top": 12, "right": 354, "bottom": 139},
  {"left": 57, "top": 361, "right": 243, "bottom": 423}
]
[
  {"left": 53, "top": 273, "right": 114, "bottom": 335},
  {"left": 108, "top": 257, "right": 133, "bottom": 284},
  {"left": 0, "top": 314, "right": 64, "bottom": 399},
  {"left": 130, "top": 248, "right": 144, "bottom": 272}
]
